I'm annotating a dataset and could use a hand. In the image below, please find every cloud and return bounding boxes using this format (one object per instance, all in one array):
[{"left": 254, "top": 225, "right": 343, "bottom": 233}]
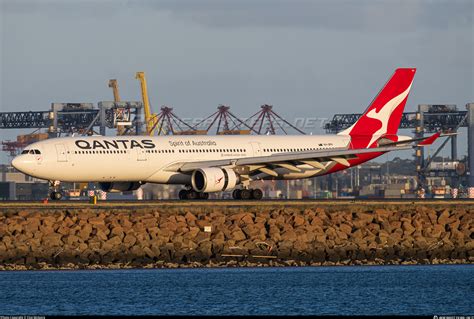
[
  {"left": 131, "top": 0, "right": 473, "bottom": 31},
  {"left": 3, "top": 0, "right": 472, "bottom": 31},
  {"left": 1, "top": 0, "right": 126, "bottom": 17}
]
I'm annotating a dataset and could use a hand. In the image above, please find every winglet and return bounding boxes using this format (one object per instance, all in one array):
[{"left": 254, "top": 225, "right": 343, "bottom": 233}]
[{"left": 418, "top": 132, "right": 441, "bottom": 146}]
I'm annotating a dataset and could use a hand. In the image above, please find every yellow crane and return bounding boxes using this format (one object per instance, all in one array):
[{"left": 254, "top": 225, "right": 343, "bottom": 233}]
[
  {"left": 108, "top": 79, "right": 126, "bottom": 136},
  {"left": 135, "top": 71, "right": 158, "bottom": 136},
  {"left": 108, "top": 79, "right": 121, "bottom": 102}
]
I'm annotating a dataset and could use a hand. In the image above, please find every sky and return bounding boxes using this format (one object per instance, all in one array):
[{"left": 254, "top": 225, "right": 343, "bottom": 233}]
[{"left": 0, "top": 0, "right": 473, "bottom": 164}]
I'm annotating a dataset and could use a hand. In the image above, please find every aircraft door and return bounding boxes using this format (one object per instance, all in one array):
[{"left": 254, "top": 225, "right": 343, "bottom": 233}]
[
  {"left": 250, "top": 142, "right": 262, "bottom": 157},
  {"left": 137, "top": 148, "right": 147, "bottom": 161},
  {"left": 55, "top": 144, "right": 68, "bottom": 162}
]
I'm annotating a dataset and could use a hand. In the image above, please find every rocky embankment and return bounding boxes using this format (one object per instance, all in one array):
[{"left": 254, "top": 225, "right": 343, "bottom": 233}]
[{"left": 0, "top": 203, "right": 473, "bottom": 270}]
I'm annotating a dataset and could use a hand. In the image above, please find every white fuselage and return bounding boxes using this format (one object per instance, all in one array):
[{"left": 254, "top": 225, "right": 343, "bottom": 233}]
[{"left": 12, "top": 134, "right": 352, "bottom": 184}]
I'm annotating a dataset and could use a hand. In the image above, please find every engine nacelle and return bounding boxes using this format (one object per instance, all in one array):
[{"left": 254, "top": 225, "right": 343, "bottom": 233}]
[
  {"left": 191, "top": 168, "right": 238, "bottom": 193},
  {"left": 99, "top": 182, "right": 142, "bottom": 193}
]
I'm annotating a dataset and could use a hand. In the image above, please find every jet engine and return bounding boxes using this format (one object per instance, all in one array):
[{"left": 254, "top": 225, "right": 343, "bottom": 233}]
[
  {"left": 99, "top": 182, "right": 142, "bottom": 193},
  {"left": 191, "top": 167, "right": 239, "bottom": 193}
]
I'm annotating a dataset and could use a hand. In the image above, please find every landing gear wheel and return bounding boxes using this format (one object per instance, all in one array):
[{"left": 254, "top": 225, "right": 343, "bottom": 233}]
[
  {"left": 179, "top": 189, "right": 188, "bottom": 200},
  {"left": 48, "top": 180, "right": 62, "bottom": 201},
  {"left": 232, "top": 189, "right": 241, "bottom": 200},
  {"left": 251, "top": 188, "right": 263, "bottom": 200},
  {"left": 240, "top": 189, "right": 252, "bottom": 200},
  {"left": 187, "top": 190, "right": 198, "bottom": 200},
  {"left": 199, "top": 192, "right": 209, "bottom": 200},
  {"left": 50, "top": 191, "right": 63, "bottom": 200}
]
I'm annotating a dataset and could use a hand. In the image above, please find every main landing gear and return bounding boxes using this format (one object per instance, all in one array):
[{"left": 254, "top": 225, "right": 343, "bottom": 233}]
[
  {"left": 49, "top": 180, "right": 63, "bottom": 200},
  {"left": 232, "top": 188, "right": 263, "bottom": 200},
  {"left": 178, "top": 187, "right": 264, "bottom": 200},
  {"left": 179, "top": 189, "right": 209, "bottom": 200}
]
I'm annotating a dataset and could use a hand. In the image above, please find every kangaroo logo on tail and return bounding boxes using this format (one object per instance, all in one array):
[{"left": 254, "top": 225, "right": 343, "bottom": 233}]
[{"left": 339, "top": 68, "right": 416, "bottom": 149}]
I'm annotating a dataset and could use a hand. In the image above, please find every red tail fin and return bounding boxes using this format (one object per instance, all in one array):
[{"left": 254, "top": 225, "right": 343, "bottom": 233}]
[{"left": 339, "top": 68, "right": 416, "bottom": 148}]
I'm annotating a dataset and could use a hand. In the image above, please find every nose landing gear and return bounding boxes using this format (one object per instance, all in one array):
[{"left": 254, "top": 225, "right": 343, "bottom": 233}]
[
  {"left": 49, "top": 180, "right": 63, "bottom": 200},
  {"left": 50, "top": 191, "right": 63, "bottom": 200}
]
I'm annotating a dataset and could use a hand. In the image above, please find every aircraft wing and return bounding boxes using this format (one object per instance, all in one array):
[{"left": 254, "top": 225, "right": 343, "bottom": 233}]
[
  {"left": 165, "top": 132, "right": 441, "bottom": 175},
  {"left": 170, "top": 145, "right": 412, "bottom": 173}
]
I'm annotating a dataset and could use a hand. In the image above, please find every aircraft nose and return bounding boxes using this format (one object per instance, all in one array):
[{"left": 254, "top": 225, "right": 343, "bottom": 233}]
[
  {"left": 11, "top": 156, "right": 21, "bottom": 170},
  {"left": 11, "top": 155, "right": 35, "bottom": 174}
]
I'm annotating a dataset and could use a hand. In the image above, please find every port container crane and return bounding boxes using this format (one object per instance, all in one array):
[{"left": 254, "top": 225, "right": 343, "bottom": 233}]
[
  {"left": 135, "top": 72, "right": 158, "bottom": 136},
  {"left": 108, "top": 79, "right": 126, "bottom": 136}
]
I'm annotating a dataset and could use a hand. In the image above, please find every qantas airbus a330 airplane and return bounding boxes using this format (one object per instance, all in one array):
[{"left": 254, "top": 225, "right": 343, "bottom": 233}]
[{"left": 12, "top": 68, "right": 443, "bottom": 200}]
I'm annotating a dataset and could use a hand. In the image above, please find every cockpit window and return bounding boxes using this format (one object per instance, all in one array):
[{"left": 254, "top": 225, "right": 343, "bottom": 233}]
[{"left": 21, "top": 149, "right": 41, "bottom": 154}]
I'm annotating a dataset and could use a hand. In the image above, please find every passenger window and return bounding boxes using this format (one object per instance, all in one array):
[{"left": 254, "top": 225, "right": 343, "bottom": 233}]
[{"left": 21, "top": 150, "right": 28, "bottom": 154}]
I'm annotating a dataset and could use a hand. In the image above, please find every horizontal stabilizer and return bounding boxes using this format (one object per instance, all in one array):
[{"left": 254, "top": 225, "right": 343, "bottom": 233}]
[{"left": 418, "top": 132, "right": 441, "bottom": 146}]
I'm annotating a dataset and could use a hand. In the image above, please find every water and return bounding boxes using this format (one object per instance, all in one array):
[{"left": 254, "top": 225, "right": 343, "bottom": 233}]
[{"left": 0, "top": 265, "right": 472, "bottom": 315}]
